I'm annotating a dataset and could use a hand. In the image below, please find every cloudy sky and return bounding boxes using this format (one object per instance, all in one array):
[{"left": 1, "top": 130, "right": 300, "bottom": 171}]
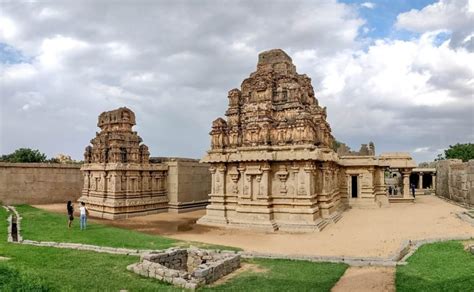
[{"left": 0, "top": 0, "right": 473, "bottom": 163}]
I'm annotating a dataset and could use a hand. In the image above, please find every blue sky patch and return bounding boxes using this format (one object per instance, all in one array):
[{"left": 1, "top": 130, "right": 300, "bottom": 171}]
[
  {"left": 341, "top": 0, "right": 437, "bottom": 40},
  {"left": 0, "top": 43, "right": 31, "bottom": 64}
]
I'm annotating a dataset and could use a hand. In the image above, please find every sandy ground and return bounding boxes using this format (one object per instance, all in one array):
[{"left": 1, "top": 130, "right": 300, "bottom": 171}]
[
  {"left": 34, "top": 196, "right": 473, "bottom": 258},
  {"left": 331, "top": 266, "right": 395, "bottom": 292}
]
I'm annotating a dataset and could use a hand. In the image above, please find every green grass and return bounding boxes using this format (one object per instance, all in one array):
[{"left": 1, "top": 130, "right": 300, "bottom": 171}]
[
  {"left": 201, "top": 258, "right": 347, "bottom": 292},
  {"left": 16, "top": 205, "right": 177, "bottom": 250},
  {"left": 15, "top": 205, "right": 239, "bottom": 251},
  {"left": 396, "top": 241, "right": 474, "bottom": 292},
  {"left": 0, "top": 206, "right": 348, "bottom": 291}
]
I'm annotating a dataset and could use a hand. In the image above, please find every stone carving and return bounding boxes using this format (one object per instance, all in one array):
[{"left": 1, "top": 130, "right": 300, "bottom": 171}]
[
  {"left": 210, "top": 50, "right": 334, "bottom": 150},
  {"left": 79, "top": 107, "right": 168, "bottom": 219}
]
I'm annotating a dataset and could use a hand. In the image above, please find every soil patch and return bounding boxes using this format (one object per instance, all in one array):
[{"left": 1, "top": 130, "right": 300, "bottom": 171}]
[
  {"left": 208, "top": 263, "right": 269, "bottom": 287},
  {"left": 331, "top": 266, "right": 395, "bottom": 292}
]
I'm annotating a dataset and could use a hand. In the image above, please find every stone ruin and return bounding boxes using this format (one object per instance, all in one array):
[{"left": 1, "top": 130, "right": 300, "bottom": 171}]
[
  {"left": 79, "top": 107, "right": 169, "bottom": 219},
  {"left": 127, "top": 247, "right": 241, "bottom": 290}
]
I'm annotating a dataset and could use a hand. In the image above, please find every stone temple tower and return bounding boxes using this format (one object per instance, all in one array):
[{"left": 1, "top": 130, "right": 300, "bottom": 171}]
[
  {"left": 79, "top": 107, "right": 168, "bottom": 219},
  {"left": 198, "top": 49, "right": 344, "bottom": 231}
]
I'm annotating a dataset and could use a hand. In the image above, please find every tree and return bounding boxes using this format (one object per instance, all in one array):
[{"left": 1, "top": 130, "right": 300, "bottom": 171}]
[
  {"left": 437, "top": 143, "right": 474, "bottom": 162},
  {"left": 332, "top": 140, "right": 343, "bottom": 151},
  {"left": 0, "top": 148, "right": 47, "bottom": 163}
]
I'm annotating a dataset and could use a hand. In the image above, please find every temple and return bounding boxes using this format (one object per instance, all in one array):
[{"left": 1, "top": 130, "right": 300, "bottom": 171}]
[
  {"left": 198, "top": 49, "right": 343, "bottom": 231},
  {"left": 198, "top": 49, "right": 417, "bottom": 231},
  {"left": 79, "top": 107, "right": 169, "bottom": 219}
]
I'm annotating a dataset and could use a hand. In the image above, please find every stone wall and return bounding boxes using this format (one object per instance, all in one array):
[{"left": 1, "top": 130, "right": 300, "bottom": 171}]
[
  {"left": 0, "top": 163, "right": 83, "bottom": 205},
  {"left": 436, "top": 159, "right": 474, "bottom": 206},
  {"left": 152, "top": 157, "right": 211, "bottom": 213}
]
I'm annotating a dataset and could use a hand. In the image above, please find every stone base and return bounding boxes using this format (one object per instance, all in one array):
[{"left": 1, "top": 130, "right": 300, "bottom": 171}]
[
  {"left": 87, "top": 207, "right": 169, "bottom": 220},
  {"left": 168, "top": 201, "right": 209, "bottom": 214},
  {"left": 277, "top": 218, "right": 329, "bottom": 232},
  {"left": 198, "top": 213, "right": 334, "bottom": 232},
  {"left": 78, "top": 195, "right": 169, "bottom": 219},
  {"left": 197, "top": 215, "right": 279, "bottom": 231}
]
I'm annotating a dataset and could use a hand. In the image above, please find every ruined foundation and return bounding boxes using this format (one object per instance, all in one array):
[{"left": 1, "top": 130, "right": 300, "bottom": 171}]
[{"left": 127, "top": 248, "right": 241, "bottom": 290}]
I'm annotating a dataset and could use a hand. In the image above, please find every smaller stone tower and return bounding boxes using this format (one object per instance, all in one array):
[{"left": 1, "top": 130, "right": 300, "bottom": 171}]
[{"left": 79, "top": 107, "right": 168, "bottom": 219}]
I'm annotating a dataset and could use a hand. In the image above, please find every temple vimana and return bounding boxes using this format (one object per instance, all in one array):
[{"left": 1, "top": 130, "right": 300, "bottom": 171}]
[{"left": 79, "top": 49, "right": 430, "bottom": 230}]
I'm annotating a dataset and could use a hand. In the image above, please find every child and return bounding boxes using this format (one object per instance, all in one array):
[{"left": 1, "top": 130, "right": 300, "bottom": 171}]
[
  {"left": 79, "top": 202, "right": 89, "bottom": 230},
  {"left": 67, "top": 201, "right": 74, "bottom": 228}
]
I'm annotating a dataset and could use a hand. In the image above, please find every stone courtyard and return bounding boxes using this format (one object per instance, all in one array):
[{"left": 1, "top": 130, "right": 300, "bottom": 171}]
[{"left": 35, "top": 195, "right": 474, "bottom": 259}]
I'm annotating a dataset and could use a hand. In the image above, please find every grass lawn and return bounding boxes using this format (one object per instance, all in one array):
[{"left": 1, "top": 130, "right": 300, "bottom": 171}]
[
  {"left": 0, "top": 206, "right": 348, "bottom": 291},
  {"left": 15, "top": 205, "right": 237, "bottom": 251},
  {"left": 396, "top": 241, "right": 474, "bottom": 292}
]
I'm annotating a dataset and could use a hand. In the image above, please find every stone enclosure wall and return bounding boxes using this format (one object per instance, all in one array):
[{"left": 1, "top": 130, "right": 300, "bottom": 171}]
[
  {"left": 0, "top": 163, "right": 83, "bottom": 205},
  {"left": 157, "top": 158, "right": 211, "bottom": 213},
  {"left": 436, "top": 159, "right": 474, "bottom": 206},
  {"left": 0, "top": 159, "right": 210, "bottom": 210}
]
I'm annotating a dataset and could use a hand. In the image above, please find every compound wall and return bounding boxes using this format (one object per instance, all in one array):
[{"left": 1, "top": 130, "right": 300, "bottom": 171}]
[
  {"left": 0, "top": 163, "right": 83, "bottom": 205},
  {"left": 436, "top": 159, "right": 474, "bottom": 206}
]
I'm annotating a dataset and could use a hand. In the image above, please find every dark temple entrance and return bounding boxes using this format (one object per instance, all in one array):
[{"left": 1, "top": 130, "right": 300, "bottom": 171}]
[{"left": 351, "top": 175, "right": 358, "bottom": 198}]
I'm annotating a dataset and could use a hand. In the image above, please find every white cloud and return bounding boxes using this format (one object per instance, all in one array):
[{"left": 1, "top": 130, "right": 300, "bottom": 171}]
[
  {"left": 361, "top": 2, "right": 376, "bottom": 9},
  {"left": 0, "top": 16, "right": 18, "bottom": 41},
  {"left": 38, "top": 35, "right": 90, "bottom": 70},
  {"left": 413, "top": 147, "right": 430, "bottom": 153},
  {"left": 396, "top": 0, "right": 474, "bottom": 50}
]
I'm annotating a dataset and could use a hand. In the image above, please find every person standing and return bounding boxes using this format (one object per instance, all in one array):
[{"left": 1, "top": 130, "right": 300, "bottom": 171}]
[
  {"left": 411, "top": 183, "right": 416, "bottom": 198},
  {"left": 79, "top": 202, "right": 88, "bottom": 230},
  {"left": 67, "top": 201, "right": 74, "bottom": 229}
]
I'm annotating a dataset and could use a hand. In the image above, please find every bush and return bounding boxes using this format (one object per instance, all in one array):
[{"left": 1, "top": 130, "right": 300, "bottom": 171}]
[{"left": 0, "top": 148, "right": 47, "bottom": 163}]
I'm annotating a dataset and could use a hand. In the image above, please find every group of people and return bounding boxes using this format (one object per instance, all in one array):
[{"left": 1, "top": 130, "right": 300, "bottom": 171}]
[{"left": 66, "top": 201, "right": 89, "bottom": 230}]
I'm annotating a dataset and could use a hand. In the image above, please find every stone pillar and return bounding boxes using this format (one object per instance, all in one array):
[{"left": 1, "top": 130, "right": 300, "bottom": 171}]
[
  {"left": 346, "top": 175, "right": 351, "bottom": 198},
  {"left": 303, "top": 164, "right": 315, "bottom": 197},
  {"left": 291, "top": 165, "right": 300, "bottom": 196},
  {"left": 418, "top": 172, "right": 423, "bottom": 189},
  {"left": 210, "top": 167, "right": 216, "bottom": 194},
  {"left": 432, "top": 173, "right": 436, "bottom": 190},
  {"left": 402, "top": 170, "right": 410, "bottom": 198},
  {"left": 260, "top": 165, "right": 270, "bottom": 197}
]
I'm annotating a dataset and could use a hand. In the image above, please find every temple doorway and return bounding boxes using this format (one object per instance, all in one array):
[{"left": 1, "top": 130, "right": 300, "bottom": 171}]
[{"left": 351, "top": 175, "right": 358, "bottom": 198}]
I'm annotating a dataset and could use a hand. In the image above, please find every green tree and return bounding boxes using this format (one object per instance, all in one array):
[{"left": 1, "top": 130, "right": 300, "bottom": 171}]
[
  {"left": 437, "top": 143, "right": 474, "bottom": 162},
  {"left": 0, "top": 148, "right": 47, "bottom": 163},
  {"left": 332, "top": 140, "right": 343, "bottom": 151}
]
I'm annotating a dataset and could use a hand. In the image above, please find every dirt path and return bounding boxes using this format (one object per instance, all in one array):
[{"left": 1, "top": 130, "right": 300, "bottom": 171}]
[
  {"left": 331, "top": 266, "right": 395, "bottom": 292},
  {"left": 34, "top": 196, "right": 474, "bottom": 258}
]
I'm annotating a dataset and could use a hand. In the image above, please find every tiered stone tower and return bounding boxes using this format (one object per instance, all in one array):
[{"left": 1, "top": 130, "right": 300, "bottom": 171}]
[
  {"left": 198, "top": 49, "right": 344, "bottom": 231},
  {"left": 79, "top": 107, "right": 168, "bottom": 219}
]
